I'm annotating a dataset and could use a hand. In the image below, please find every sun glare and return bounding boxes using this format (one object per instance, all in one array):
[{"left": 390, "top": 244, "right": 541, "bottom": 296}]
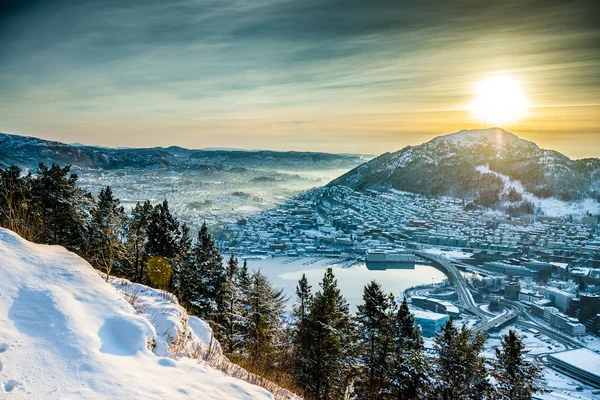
[{"left": 470, "top": 76, "right": 529, "bottom": 126}]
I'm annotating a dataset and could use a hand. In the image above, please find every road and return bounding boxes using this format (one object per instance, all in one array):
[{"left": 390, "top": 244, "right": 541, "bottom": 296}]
[
  {"left": 415, "top": 251, "right": 488, "bottom": 321},
  {"left": 415, "top": 251, "right": 522, "bottom": 332}
]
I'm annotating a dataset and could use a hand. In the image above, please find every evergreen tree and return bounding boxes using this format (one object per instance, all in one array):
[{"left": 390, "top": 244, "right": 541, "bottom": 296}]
[
  {"left": 182, "top": 222, "right": 226, "bottom": 334},
  {"left": 124, "top": 200, "right": 153, "bottom": 281},
  {"left": 291, "top": 274, "right": 313, "bottom": 392},
  {"left": 222, "top": 254, "right": 246, "bottom": 354},
  {"left": 391, "top": 297, "right": 429, "bottom": 400},
  {"left": 355, "top": 281, "right": 394, "bottom": 400},
  {"left": 304, "top": 267, "right": 353, "bottom": 400},
  {"left": 490, "top": 330, "right": 547, "bottom": 400},
  {"left": 88, "top": 186, "right": 126, "bottom": 280},
  {"left": 145, "top": 200, "right": 180, "bottom": 260},
  {"left": 0, "top": 166, "right": 40, "bottom": 241},
  {"left": 246, "top": 269, "right": 286, "bottom": 370},
  {"left": 31, "top": 163, "right": 92, "bottom": 252},
  {"left": 430, "top": 320, "right": 490, "bottom": 400},
  {"left": 238, "top": 259, "right": 251, "bottom": 294},
  {"left": 171, "top": 222, "right": 192, "bottom": 291}
]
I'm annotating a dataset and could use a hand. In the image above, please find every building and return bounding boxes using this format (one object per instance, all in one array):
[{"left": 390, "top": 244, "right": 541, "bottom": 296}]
[
  {"left": 548, "top": 349, "right": 600, "bottom": 388},
  {"left": 482, "top": 262, "right": 532, "bottom": 277},
  {"left": 518, "top": 289, "right": 544, "bottom": 303},
  {"left": 412, "top": 309, "right": 450, "bottom": 337},
  {"left": 531, "top": 302, "right": 586, "bottom": 336},
  {"left": 548, "top": 312, "right": 586, "bottom": 336},
  {"left": 573, "top": 294, "right": 600, "bottom": 334},
  {"left": 540, "top": 286, "right": 575, "bottom": 313},
  {"left": 504, "top": 282, "right": 520, "bottom": 300},
  {"left": 410, "top": 296, "right": 460, "bottom": 319}
]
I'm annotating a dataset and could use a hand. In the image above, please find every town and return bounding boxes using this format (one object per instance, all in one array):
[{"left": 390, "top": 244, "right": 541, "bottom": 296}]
[{"left": 217, "top": 185, "right": 600, "bottom": 397}]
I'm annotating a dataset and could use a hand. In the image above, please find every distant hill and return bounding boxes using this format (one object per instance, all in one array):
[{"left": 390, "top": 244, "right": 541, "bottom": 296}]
[
  {"left": 0, "top": 132, "right": 370, "bottom": 171},
  {"left": 330, "top": 128, "right": 600, "bottom": 206}
]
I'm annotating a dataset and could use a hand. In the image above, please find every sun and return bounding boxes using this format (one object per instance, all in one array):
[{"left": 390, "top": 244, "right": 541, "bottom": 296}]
[{"left": 470, "top": 76, "right": 529, "bottom": 126}]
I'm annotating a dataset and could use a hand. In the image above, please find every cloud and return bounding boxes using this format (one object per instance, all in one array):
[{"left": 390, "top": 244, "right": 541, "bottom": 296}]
[{"left": 0, "top": 0, "right": 598, "bottom": 157}]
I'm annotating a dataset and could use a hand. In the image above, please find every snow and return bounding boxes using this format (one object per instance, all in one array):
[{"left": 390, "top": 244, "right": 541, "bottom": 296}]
[
  {"left": 0, "top": 228, "right": 273, "bottom": 399},
  {"left": 548, "top": 348, "right": 600, "bottom": 377},
  {"left": 431, "top": 128, "right": 528, "bottom": 148},
  {"left": 476, "top": 164, "right": 600, "bottom": 217},
  {"left": 422, "top": 248, "right": 473, "bottom": 260}
]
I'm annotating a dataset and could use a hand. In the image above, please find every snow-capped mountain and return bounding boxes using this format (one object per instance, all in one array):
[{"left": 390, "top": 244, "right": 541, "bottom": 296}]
[
  {"left": 0, "top": 132, "right": 368, "bottom": 171},
  {"left": 0, "top": 228, "right": 284, "bottom": 399},
  {"left": 330, "top": 128, "right": 600, "bottom": 206}
]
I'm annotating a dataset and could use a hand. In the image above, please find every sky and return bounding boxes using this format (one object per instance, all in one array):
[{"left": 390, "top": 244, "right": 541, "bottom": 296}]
[{"left": 0, "top": 0, "right": 599, "bottom": 158}]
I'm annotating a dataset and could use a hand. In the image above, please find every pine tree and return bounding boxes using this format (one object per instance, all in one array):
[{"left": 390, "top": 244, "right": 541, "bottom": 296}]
[
  {"left": 88, "top": 186, "right": 126, "bottom": 280},
  {"left": 355, "top": 281, "right": 394, "bottom": 400},
  {"left": 145, "top": 200, "right": 180, "bottom": 260},
  {"left": 246, "top": 269, "right": 286, "bottom": 370},
  {"left": 238, "top": 259, "right": 251, "bottom": 294},
  {"left": 304, "top": 267, "right": 353, "bottom": 400},
  {"left": 490, "top": 330, "right": 547, "bottom": 400},
  {"left": 390, "top": 297, "right": 429, "bottom": 400},
  {"left": 291, "top": 274, "right": 313, "bottom": 392},
  {"left": 222, "top": 254, "right": 246, "bottom": 354},
  {"left": 182, "top": 222, "right": 226, "bottom": 334},
  {"left": 0, "top": 166, "right": 41, "bottom": 241},
  {"left": 171, "top": 222, "right": 192, "bottom": 291},
  {"left": 125, "top": 200, "right": 153, "bottom": 281},
  {"left": 31, "top": 163, "right": 92, "bottom": 252},
  {"left": 430, "top": 320, "right": 490, "bottom": 400}
]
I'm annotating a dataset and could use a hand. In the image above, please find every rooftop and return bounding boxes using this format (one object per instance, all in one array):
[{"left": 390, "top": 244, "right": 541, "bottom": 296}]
[
  {"left": 548, "top": 348, "right": 600, "bottom": 377},
  {"left": 411, "top": 309, "right": 450, "bottom": 321}
]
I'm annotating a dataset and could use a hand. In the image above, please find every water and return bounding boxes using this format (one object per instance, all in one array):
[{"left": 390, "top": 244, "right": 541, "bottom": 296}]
[{"left": 243, "top": 257, "right": 447, "bottom": 313}]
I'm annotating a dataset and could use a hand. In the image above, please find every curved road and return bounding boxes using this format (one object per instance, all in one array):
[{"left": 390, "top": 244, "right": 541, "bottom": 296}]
[{"left": 415, "top": 251, "right": 521, "bottom": 332}]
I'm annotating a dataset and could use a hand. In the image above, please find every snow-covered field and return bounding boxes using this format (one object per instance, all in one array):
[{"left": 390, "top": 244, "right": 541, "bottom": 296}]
[{"left": 0, "top": 228, "right": 274, "bottom": 399}]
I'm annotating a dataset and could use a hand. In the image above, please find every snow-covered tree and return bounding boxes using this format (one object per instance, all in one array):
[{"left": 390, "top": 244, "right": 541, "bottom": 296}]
[
  {"left": 291, "top": 273, "right": 313, "bottom": 392},
  {"left": 430, "top": 320, "right": 490, "bottom": 400},
  {"left": 88, "top": 186, "right": 126, "bottom": 280},
  {"left": 245, "top": 269, "right": 286, "bottom": 369},
  {"left": 181, "top": 222, "right": 226, "bottom": 334},
  {"left": 490, "top": 330, "right": 547, "bottom": 400},
  {"left": 222, "top": 254, "right": 247, "bottom": 354},
  {"left": 31, "top": 163, "right": 92, "bottom": 252},
  {"left": 390, "top": 297, "right": 430, "bottom": 399},
  {"left": 124, "top": 200, "right": 153, "bottom": 281},
  {"left": 303, "top": 268, "right": 354, "bottom": 400},
  {"left": 355, "top": 280, "right": 395, "bottom": 399}
]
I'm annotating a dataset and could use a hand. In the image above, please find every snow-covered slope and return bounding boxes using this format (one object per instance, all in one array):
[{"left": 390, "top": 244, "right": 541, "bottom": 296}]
[{"left": 0, "top": 228, "right": 273, "bottom": 399}]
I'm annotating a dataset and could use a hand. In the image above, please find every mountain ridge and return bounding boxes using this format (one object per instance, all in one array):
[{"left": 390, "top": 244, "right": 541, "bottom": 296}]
[
  {"left": 330, "top": 128, "right": 600, "bottom": 206},
  {"left": 0, "top": 131, "right": 370, "bottom": 171}
]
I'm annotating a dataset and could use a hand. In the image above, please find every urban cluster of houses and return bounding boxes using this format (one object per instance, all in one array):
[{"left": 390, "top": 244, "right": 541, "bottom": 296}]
[{"left": 217, "top": 185, "right": 599, "bottom": 268}]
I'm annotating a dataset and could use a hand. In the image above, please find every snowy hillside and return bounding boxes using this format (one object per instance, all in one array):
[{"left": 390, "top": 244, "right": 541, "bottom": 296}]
[
  {"left": 0, "top": 228, "right": 274, "bottom": 399},
  {"left": 330, "top": 128, "right": 600, "bottom": 214}
]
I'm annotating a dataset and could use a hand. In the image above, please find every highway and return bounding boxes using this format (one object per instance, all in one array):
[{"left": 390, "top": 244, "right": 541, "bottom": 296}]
[
  {"left": 415, "top": 251, "right": 489, "bottom": 322},
  {"left": 415, "top": 251, "right": 521, "bottom": 332}
]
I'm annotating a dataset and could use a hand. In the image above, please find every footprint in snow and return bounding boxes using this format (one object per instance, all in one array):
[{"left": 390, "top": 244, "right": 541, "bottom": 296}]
[
  {"left": 0, "top": 343, "right": 8, "bottom": 353},
  {"left": 0, "top": 360, "right": 4, "bottom": 371},
  {"left": 4, "top": 379, "right": 20, "bottom": 393}
]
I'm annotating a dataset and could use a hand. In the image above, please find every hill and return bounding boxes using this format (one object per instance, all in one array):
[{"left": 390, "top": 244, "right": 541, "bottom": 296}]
[
  {"left": 0, "top": 132, "right": 368, "bottom": 171},
  {"left": 330, "top": 128, "right": 600, "bottom": 207},
  {"left": 0, "top": 228, "right": 276, "bottom": 399}
]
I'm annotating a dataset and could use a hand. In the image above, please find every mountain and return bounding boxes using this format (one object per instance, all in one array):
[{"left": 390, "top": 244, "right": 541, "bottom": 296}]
[
  {"left": 0, "top": 228, "right": 279, "bottom": 399},
  {"left": 330, "top": 128, "right": 600, "bottom": 206},
  {"left": 0, "top": 132, "right": 369, "bottom": 171}
]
